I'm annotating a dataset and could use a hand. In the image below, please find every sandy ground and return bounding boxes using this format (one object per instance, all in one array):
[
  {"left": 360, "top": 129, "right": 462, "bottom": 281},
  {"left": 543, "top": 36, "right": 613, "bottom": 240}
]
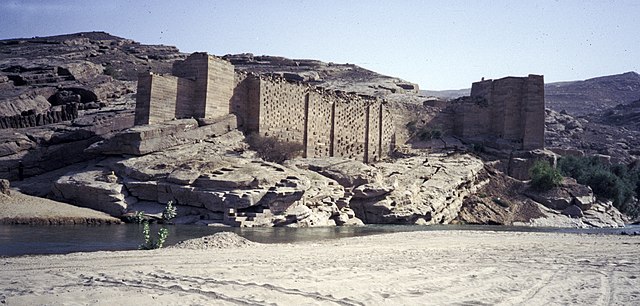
[
  {"left": 0, "top": 191, "right": 120, "bottom": 224},
  {"left": 1, "top": 230, "right": 638, "bottom": 305}
]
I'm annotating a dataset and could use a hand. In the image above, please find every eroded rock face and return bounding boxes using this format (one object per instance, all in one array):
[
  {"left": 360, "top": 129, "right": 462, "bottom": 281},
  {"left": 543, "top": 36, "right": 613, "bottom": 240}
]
[
  {"left": 294, "top": 154, "right": 487, "bottom": 225},
  {"left": 524, "top": 177, "right": 595, "bottom": 211},
  {"left": 351, "top": 155, "right": 486, "bottom": 224},
  {"left": 51, "top": 168, "right": 133, "bottom": 216},
  {"left": 51, "top": 130, "right": 360, "bottom": 227}
]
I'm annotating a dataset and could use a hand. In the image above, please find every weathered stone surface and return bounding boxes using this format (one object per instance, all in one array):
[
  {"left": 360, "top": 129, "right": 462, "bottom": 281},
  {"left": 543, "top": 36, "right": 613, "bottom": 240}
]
[
  {"left": 524, "top": 189, "right": 572, "bottom": 211},
  {"left": 0, "top": 178, "right": 9, "bottom": 195},
  {"left": 290, "top": 157, "right": 381, "bottom": 187},
  {"left": 57, "top": 61, "right": 104, "bottom": 82},
  {"left": 51, "top": 168, "right": 133, "bottom": 216},
  {"left": 86, "top": 114, "right": 237, "bottom": 155},
  {"left": 516, "top": 200, "right": 626, "bottom": 228},
  {"left": 561, "top": 205, "right": 584, "bottom": 218},
  {"left": 582, "top": 202, "right": 626, "bottom": 227},
  {"left": 352, "top": 183, "right": 393, "bottom": 199},
  {"left": 525, "top": 178, "right": 595, "bottom": 212},
  {"left": 347, "top": 154, "right": 486, "bottom": 224},
  {"left": 0, "top": 132, "right": 35, "bottom": 157},
  {"left": 507, "top": 149, "right": 558, "bottom": 181},
  {"left": 79, "top": 132, "right": 358, "bottom": 227}
]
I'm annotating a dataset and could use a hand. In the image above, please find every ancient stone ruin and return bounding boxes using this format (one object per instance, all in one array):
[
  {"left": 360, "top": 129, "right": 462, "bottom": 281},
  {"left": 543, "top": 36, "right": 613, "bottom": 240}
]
[
  {"left": 135, "top": 52, "right": 394, "bottom": 163},
  {"left": 446, "top": 75, "right": 545, "bottom": 150}
]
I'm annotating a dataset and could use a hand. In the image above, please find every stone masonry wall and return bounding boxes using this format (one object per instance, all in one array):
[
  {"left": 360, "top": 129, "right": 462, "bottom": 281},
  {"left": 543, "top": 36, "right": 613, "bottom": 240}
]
[
  {"left": 135, "top": 73, "right": 187, "bottom": 125},
  {"left": 237, "top": 74, "right": 393, "bottom": 162},
  {"left": 522, "top": 74, "right": 545, "bottom": 150},
  {"left": 257, "top": 76, "right": 307, "bottom": 143},
  {"left": 136, "top": 53, "right": 233, "bottom": 125},
  {"left": 306, "top": 90, "right": 332, "bottom": 157},
  {"left": 333, "top": 97, "right": 368, "bottom": 160},
  {"left": 451, "top": 74, "right": 544, "bottom": 150},
  {"left": 204, "top": 56, "right": 234, "bottom": 119},
  {"left": 136, "top": 53, "right": 395, "bottom": 162}
]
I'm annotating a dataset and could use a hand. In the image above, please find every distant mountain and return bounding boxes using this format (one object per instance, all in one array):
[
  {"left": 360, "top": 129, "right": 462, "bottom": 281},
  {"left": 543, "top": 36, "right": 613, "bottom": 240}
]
[
  {"left": 545, "top": 71, "right": 640, "bottom": 116},
  {"left": 420, "top": 88, "right": 470, "bottom": 100}
]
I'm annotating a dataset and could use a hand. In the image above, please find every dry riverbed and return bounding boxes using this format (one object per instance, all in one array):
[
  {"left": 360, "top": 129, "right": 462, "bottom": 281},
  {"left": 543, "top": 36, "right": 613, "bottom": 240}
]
[{"left": 1, "top": 230, "right": 638, "bottom": 305}]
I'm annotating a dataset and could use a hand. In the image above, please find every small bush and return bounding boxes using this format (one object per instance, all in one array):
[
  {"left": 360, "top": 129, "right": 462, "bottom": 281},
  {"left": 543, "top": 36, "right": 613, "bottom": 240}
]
[
  {"left": 529, "top": 160, "right": 563, "bottom": 191},
  {"left": 246, "top": 133, "right": 304, "bottom": 163},
  {"left": 162, "top": 200, "right": 177, "bottom": 223},
  {"left": 139, "top": 201, "right": 175, "bottom": 250}
]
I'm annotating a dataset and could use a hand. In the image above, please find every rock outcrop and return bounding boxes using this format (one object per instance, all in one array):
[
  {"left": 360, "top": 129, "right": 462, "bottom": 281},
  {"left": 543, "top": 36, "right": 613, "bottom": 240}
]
[
  {"left": 0, "top": 178, "right": 9, "bottom": 195},
  {"left": 293, "top": 154, "right": 486, "bottom": 225},
  {"left": 39, "top": 118, "right": 489, "bottom": 228}
]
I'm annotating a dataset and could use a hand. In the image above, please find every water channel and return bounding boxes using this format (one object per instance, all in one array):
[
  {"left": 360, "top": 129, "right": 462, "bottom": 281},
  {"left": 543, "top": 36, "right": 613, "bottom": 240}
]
[{"left": 1, "top": 224, "right": 638, "bottom": 257}]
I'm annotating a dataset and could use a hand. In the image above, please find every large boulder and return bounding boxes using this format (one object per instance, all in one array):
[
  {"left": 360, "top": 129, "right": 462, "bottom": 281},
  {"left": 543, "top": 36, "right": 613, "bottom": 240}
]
[
  {"left": 508, "top": 149, "right": 558, "bottom": 180},
  {"left": 51, "top": 168, "right": 134, "bottom": 216}
]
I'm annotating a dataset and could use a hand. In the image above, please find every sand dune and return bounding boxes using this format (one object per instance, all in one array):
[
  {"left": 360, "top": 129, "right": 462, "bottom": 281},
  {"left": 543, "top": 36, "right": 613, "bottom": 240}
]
[{"left": 1, "top": 231, "right": 639, "bottom": 305}]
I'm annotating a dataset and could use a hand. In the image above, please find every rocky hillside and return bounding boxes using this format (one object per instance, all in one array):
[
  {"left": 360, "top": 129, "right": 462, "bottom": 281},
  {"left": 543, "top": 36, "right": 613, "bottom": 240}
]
[
  {"left": 545, "top": 71, "right": 640, "bottom": 116},
  {"left": 592, "top": 98, "right": 640, "bottom": 130}
]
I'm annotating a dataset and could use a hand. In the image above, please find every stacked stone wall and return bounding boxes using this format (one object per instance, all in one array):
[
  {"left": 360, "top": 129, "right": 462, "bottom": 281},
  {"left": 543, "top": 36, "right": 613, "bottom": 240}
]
[
  {"left": 305, "top": 90, "right": 333, "bottom": 158},
  {"left": 172, "top": 53, "right": 208, "bottom": 117},
  {"left": 333, "top": 98, "right": 368, "bottom": 161},
  {"left": 135, "top": 73, "right": 188, "bottom": 125},
  {"left": 454, "top": 74, "right": 545, "bottom": 150},
  {"left": 204, "top": 57, "right": 234, "bottom": 119},
  {"left": 522, "top": 74, "right": 545, "bottom": 149},
  {"left": 232, "top": 75, "right": 393, "bottom": 162},
  {"left": 380, "top": 106, "right": 395, "bottom": 157},
  {"left": 495, "top": 77, "right": 525, "bottom": 141},
  {"left": 257, "top": 77, "right": 307, "bottom": 143},
  {"left": 136, "top": 52, "right": 395, "bottom": 162}
]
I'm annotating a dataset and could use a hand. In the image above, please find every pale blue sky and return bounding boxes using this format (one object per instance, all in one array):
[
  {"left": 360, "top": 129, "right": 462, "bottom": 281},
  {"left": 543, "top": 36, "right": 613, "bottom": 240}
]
[{"left": 0, "top": 0, "right": 638, "bottom": 89}]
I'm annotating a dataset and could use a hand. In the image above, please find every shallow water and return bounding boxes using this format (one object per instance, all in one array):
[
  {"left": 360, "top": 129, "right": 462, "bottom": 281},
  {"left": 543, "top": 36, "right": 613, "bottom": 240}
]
[{"left": 0, "top": 223, "right": 638, "bottom": 257}]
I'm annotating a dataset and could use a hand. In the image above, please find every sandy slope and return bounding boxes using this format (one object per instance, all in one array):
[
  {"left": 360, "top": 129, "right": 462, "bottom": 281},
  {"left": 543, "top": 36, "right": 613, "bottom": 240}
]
[
  {"left": 1, "top": 231, "right": 638, "bottom": 305},
  {"left": 0, "top": 191, "right": 120, "bottom": 224}
]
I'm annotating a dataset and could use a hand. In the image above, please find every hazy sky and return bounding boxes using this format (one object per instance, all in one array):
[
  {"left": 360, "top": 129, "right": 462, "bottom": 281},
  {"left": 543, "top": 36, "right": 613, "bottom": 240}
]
[{"left": 0, "top": 0, "right": 638, "bottom": 90}]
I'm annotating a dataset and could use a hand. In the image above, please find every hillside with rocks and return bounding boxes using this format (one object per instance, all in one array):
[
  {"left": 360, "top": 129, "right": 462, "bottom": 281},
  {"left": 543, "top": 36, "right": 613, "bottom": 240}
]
[
  {"left": 0, "top": 32, "right": 634, "bottom": 228},
  {"left": 545, "top": 72, "right": 640, "bottom": 116}
]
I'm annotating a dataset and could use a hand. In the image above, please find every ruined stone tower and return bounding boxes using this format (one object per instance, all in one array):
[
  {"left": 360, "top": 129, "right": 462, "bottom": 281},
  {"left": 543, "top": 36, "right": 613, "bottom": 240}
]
[
  {"left": 134, "top": 52, "right": 234, "bottom": 125},
  {"left": 452, "top": 74, "right": 545, "bottom": 150}
]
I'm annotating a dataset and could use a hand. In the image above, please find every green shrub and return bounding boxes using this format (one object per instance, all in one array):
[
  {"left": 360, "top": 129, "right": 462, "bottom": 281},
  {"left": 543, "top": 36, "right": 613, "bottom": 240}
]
[
  {"left": 162, "top": 200, "right": 177, "bottom": 223},
  {"left": 529, "top": 160, "right": 563, "bottom": 191},
  {"left": 246, "top": 133, "right": 304, "bottom": 163},
  {"left": 139, "top": 201, "right": 176, "bottom": 250},
  {"left": 558, "top": 156, "right": 640, "bottom": 218}
]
